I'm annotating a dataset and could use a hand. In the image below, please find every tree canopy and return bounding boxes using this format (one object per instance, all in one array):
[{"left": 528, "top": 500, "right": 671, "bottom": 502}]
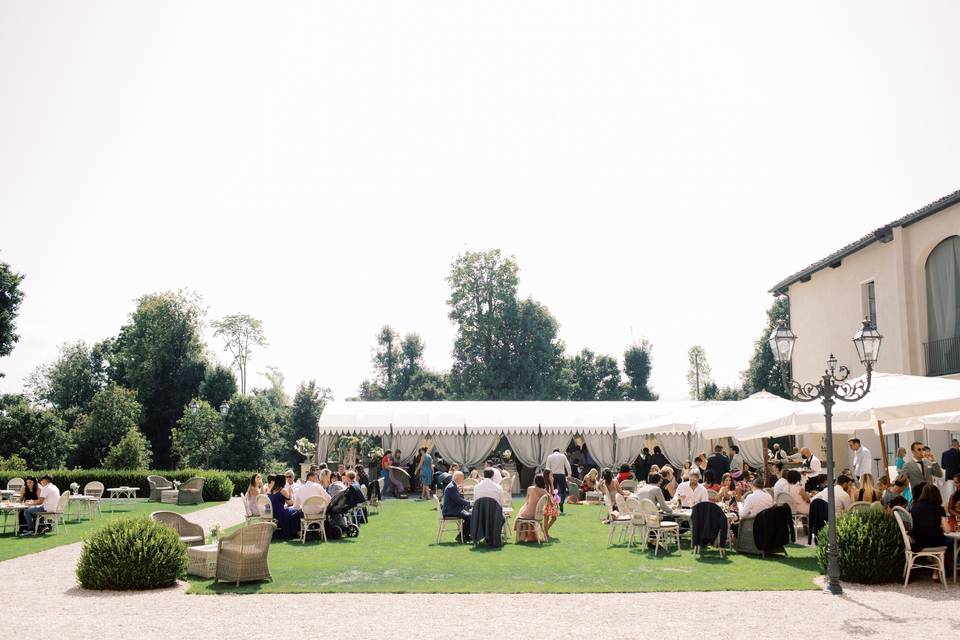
[
  {"left": 0, "top": 259, "right": 25, "bottom": 376},
  {"left": 741, "top": 297, "right": 791, "bottom": 398},
  {"left": 211, "top": 314, "right": 267, "bottom": 395}
]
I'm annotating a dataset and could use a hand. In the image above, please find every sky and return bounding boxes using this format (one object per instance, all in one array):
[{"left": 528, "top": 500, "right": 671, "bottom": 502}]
[{"left": 1, "top": 1, "right": 959, "bottom": 403}]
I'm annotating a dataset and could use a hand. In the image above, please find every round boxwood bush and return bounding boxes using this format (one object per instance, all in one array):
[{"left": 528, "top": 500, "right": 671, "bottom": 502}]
[
  {"left": 76, "top": 517, "right": 188, "bottom": 590},
  {"left": 816, "top": 508, "right": 905, "bottom": 584}
]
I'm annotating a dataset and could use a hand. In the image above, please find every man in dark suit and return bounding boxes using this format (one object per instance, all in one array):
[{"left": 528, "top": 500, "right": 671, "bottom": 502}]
[
  {"left": 941, "top": 439, "right": 960, "bottom": 484},
  {"left": 706, "top": 445, "right": 730, "bottom": 479},
  {"left": 442, "top": 471, "right": 471, "bottom": 542}
]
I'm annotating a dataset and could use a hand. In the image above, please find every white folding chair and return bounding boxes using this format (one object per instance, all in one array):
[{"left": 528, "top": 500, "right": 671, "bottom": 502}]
[
  {"left": 604, "top": 494, "right": 633, "bottom": 546},
  {"left": 637, "top": 498, "right": 680, "bottom": 555}
]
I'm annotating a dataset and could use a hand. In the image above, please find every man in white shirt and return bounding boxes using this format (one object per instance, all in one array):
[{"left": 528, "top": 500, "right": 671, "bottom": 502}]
[
  {"left": 24, "top": 474, "right": 60, "bottom": 534},
  {"left": 545, "top": 448, "right": 572, "bottom": 513},
  {"left": 847, "top": 438, "right": 872, "bottom": 480},
  {"left": 740, "top": 477, "right": 774, "bottom": 519},
  {"left": 812, "top": 475, "right": 854, "bottom": 514},
  {"left": 799, "top": 447, "right": 824, "bottom": 491},
  {"left": 729, "top": 445, "right": 744, "bottom": 473},
  {"left": 484, "top": 460, "right": 503, "bottom": 485},
  {"left": 674, "top": 468, "right": 708, "bottom": 507},
  {"left": 772, "top": 473, "right": 790, "bottom": 500},
  {"left": 472, "top": 469, "right": 503, "bottom": 506},
  {"left": 293, "top": 471, "right": 331, "bottom": 509}
]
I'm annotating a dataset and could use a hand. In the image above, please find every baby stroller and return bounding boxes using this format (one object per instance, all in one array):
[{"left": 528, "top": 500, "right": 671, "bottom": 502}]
[{"left": 324, "top": 486, "right": 364, "bottom": 539}]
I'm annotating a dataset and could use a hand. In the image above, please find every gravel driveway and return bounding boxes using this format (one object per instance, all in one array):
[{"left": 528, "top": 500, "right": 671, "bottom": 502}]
[{"left": 2, "top": 499, "right": 955, "bottom": 639}]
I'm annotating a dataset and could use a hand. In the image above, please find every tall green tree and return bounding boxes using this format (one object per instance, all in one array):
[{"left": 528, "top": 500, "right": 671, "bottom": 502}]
[
  {"left": 622, "top": 340, "right": 658, "bottom": 400},
  {"left": 568, "top": 349, "right": 622, "bottom": 400},
  {"left": 252, "top": 366, "right": 292, "bottom": 465},
  {"left": 214, "top": 395, "right": 268, "bottom": 471},
  {"left": 102, "top": 426, "right": 153, "bottom": 470},
  {"left": 0, "top": 259, "right": 25, "bottom": 377},
  {"left": 70, "top": 383, "right": 143, "bottom": 468},
  {"left": 289, "top": 381, "right": 332, "bottom": 466},
  {"left": 741, "top": 297, "right": 791, "bottom": 398},
  {"left": 686, "top": 345, "right": 713, "bottom": 400},
  {"left": 171, "top": 399, "right": 224, "bottom": 469},
  {"left": 0, "top": 399, "right": 69, "bottom": 469},
  {"left": 211, "top": 314, "right": 267, "bottom": 395},
  {"left": 25, "top": 341, "right": 106, "bottom": 417},
  {"left": 108, "top": 290, "right": 208, "bottom": 467},
  {"left": 394, "top": 333, "right": 425, "bottom": 399},
  {"left": 199, "top": 365, "right": 238, "bottom": 409}
]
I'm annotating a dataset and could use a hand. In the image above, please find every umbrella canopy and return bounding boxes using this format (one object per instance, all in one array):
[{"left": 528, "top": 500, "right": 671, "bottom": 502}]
[
  {"left": 696, "top": 391, "right": 803, "bottom": 439},
  {"left": 734, "top": 373, "right": 960, "bottom": 440},
  {"left": 886, "top": 410, "right": 960, "bottom": 435},
  {"left": 616, "top": 401, "right": 727, "bottom": 438}
]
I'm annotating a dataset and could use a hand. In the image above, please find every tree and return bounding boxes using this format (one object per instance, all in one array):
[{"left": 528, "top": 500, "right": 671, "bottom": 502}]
[
  {"left": 25, "top": 341, "right": 106, "bottom": 416},
  {"left": 70, "top": 383, "right": 143, "bottom": 468},
  {"left": 394, "top": 333, "right": 425, "bottom": 399},
  {"left": 686, "top": 345, "right": 713, "bottom": 400},
  {"left": 211, "top": 314, "right": 267, "bottom": 395},
  {"left": 199, "top": 365, "right": 238, "bottom": 409},
  {"left": 171, "top": 399, "right": 224, "bottom": 468},
  {"left": 0, "top": 259, "right": 25, "bottom": 377},
  {"left": 622, "top": 340, "right": 658, "bottom": 400},
  {"left": 213, "top": 395, "right": 268, "bottom": 471},
  {"left": 358, "top": 329, "right": 450, "bottom": 400},
  {"left": 568, "top": 349, "right": 622, "bottom": 400},
  {"left": 252, "top": 366, "right": 292, "bottom": 465},
  {"left": 289, "top": 381, "right": 332, "bottom": 466},
  {"left": 741, "top": 297, "right": 791, "bottom": 398},
  {"left": 108, "top": 290, "right": 208, "bottom": 467},
  {"left": 0, "top": 399, "right": 69, "bottom": 469},
  {"left": 400, "top": 369, "right": 450, "bottom": 400},
  {"left": 102, "top": 426, "right": 153, "bottom": 469}
]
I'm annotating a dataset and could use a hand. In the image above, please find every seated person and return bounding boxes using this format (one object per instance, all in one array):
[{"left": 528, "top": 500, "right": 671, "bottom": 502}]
[
  {"left": 483, "top": 461, "right": 503, "bottom": 484},
  {"left": 327, "top": 472, "right": 346, "bottom": 497},
  {"left": 882, "top": 476, "right": 909, "bottom": 506},
  {"left": 703, "top": 470, "right": 721, "bottom": 493},
  {"left": 267, "top": 476, "right": 302, "bottom": 540},
  {"left": 515, "top": 474, "right": 549, "bottom": 542},
  {"left": 294, "top": 470, "right": 331, "bottom": 508},
  {"left": 885, "top": 494, "right": 912, "bottom": 531},
  {"left": 633, "top": 473, "right": 673, "bottom": 514},
  {"left": 772, "top": 470, "right": 791, "bottom": 501},
  {"left": 856, "top": 473, "right": 883, "bottom": 503},
  {"left": 783, "top": 469, "right": 810, "bottom": 515},
  {"left": 23, "top": 475, "right": 60, "bottom": 535},
  {"left": 812, "top": 475, "right": 854, "bottom": 514},
  {"left": 739, "top": 477, "right": 774, "bottom": 519},
  {"left": 344, "top": 470, "right": 362, "bottom": 492},
  {"left": 674, "top": 468, "right": 708, "bottom": 507},
  {"left": 616, "top": 464, "right": 633, "bottom": 483},
  {"left": 909, "top": 484, "right": 949, "bottom": 551},
  {"left": 659, "top": 466, "right": 677, "bottom": 499},
  {"left": 579, "top": 468, "right": 599, "bottom": 500},
  {"left": 947, "top": 489, "right": 960, "bottom": 531},
  {"left": 17, "top": 477, "right": 40, "bottom": 530},
  {"left": 717, "top": 473, "right": 741, "bottom": 503},
  {"left": 442, "top": 471, "right": 471, "bottom": 542},
  {"left": 472, "top": 469, "right": 503, "bottom": 506}
]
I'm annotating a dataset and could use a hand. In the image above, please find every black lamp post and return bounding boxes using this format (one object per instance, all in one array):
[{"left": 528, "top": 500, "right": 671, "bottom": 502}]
[{"left": 768, "top": 317, "right": 883, "bottom": 595}]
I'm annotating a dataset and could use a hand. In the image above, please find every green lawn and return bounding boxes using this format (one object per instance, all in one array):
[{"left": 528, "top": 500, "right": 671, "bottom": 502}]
[
  {"left": 0, "top": 500, "right": 218, "bottom": 563},
  {"left": 189, "top": 499, "right": 820, "bottom": 594}
]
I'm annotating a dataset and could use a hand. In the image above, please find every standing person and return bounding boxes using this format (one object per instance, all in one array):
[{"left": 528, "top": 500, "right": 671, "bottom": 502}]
[
  {"left": 541, "top": 468, "right": 560, "bottom": 539},
  {"left": 706, "top": 445, "right": 730, "bottom": 479},
  {"left": 380, "top": 449, "right": 393, "bottom": 498},
  {"left": 901, "top": 441, "right": 943, "bottom": 496},
  {"left": 649, "top": 446, "right": 668, "bottom": 470},
  {"left": 847, "top": 438, "right": 872, "bottom": 480},
  {"left": 545, "top": 447, "right": 572, "bottom": 514},
  {"left": 23, "top": 475, "right": 60, "bottom": 535},
  {"left": 729, "top": 445, "right": 743, "bottom": 474},
  {"left": 633, "top": 448, "right": 651, "bottom": 483},
  {"left": 416, "top": 447, "right": 433, "bottom": 501},
  {"left": 941, "top": 439, "right": 960, "bottom": 485},
  {"left": 800, "top": 447, "right": 825, "bottom": 491}
]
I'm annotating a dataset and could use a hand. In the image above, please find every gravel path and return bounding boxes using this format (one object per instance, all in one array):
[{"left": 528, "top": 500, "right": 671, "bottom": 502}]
[{"left": 2, "top": 498, "right": 955, "bottom": 639}]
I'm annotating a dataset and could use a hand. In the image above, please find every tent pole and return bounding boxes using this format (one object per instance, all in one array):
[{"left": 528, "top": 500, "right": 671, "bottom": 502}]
[
  {"left": 462, "top": 424, "right": 467, "bottom": 468},
  {"left": 537, "top": 424, "right": 543, "bottom": 471},
  {"left": 762, "top": 437, "right": 769, "bottom": 485},
  {"left": 613, "top": 424, "right": 618, "bottom": 466},
  {"left": 876, "top": 419, "right": 889, "bottom": 479}
]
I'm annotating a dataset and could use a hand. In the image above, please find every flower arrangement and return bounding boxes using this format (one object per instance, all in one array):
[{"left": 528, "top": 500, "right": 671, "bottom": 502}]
[
  {"left": 173, "top": 480, "right": 181, "bottom": 490},
  {"left": 295, "top": 437, "right": 317, "bottom": 460},
  {"left": 70, "top": 482, "right": 80, "bottom": 495},
  {"left": 501, "top": 449, "right": 512, "bottom": 462},
  {"left": 209, "top": 521, "right": 223, "bottom": 543},
  {"left": 369, "top": 447, "right": 384, "bottom": 462}
]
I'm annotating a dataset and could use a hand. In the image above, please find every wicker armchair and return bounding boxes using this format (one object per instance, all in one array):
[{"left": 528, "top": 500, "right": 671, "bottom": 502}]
[
  {"left": 151, "top": 511, "right": 206, "bottom": 546},
  {"left": 148, "top": 475, "right": 173, "bottom": 502},
  {"left": 215, "top": 522, "right": 276, "bottom": 585},
  {"left": 176, "top": 477, "right": 205, "bottom": 505}
]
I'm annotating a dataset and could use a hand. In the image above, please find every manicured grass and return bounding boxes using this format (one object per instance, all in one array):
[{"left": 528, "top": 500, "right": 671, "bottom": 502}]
[
  {"left": 188, "top": 499, "right": 820, "bottom": 594},
  {"left": 0, "top": 500, "right": 218, "bottom": 563}
]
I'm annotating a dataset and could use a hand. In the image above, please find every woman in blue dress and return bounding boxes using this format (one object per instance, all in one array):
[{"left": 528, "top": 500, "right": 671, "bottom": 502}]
[
  {"left": 416, "top": 446, "right": 433, "bottom": 500},
  {"left": 267, "top": 475, "right": 302, "bottom": 539}
]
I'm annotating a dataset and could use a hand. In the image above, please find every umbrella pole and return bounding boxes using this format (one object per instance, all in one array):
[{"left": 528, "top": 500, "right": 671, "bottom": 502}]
[{"left": 876, "top": 419, "right": 889, "bottom": 479}]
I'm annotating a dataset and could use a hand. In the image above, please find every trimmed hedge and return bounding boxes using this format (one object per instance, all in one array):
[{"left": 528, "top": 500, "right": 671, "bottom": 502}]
[
  {"left": 0, "top": 469, "right": 245, "bottom": 502},
  {"left": 816, "top": 508, "right": 905, "bottom": 584},
  {"left": 76, "top": 517, "right": 188, "bottom": 590}
]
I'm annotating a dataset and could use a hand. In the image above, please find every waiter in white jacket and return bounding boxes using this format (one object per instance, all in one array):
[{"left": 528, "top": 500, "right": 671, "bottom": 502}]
[
  {"left": 848, "top": 438, "right": 872, "bottom": 480},
  {"left": 545, "top": 448, "right": 572, "bottom": 514}
]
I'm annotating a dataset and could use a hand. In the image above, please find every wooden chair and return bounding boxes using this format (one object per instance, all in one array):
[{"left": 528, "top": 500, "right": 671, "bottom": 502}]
[
  {"left": 637, "top": 498, "right": 680, "bottom": 555},
  {"left": 34, "top": 491, "right": 71, "bottom": 535},
  {"left": 299, "top": 496, "right": 327, "bottom": 543},
  {"left": 433, "top": 494, "right": 464, "bottom": 543},
  {"left": 7, "top": 477, "right": 24, "bottom": 494},
  {"left": 461, "top": 478, "right": 477, "bottom": 501},
  {"left": 147, "top": 475, "right": 172, "bottom": 502},
  {"left": 151, "top": 510, "right": 205, "bottom": 546},
  {"left": 215, "top": 522, "right": 276, "bottom": 586},
  {"left": 894, "top": 511, "right": 946, "bottom": 588},
  {"left": 367, "top": 482, "right": 381, "bottom": 514},
  {"left": 515, "top": 494, "right": 549, "bottom": 545}
]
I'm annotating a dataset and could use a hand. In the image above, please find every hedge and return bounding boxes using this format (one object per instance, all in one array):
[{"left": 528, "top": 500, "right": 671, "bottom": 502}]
[
  {"left": 816, "top": 508, "right": 905, "bottom": 583},
  {"left": 0, "top": 469, "right": 255, "bottom": 502}
]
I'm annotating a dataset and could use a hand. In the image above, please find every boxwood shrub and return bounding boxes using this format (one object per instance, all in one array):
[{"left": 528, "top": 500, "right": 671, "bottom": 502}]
[
  {"left": 816, "top": 508, "right": 905, "bottom": 583},
  {"left": 76, "top": 517, "right": 188, "bottom": 590},
  {"left": 0, "top": 469, "right": 249, "bottom": 502}
]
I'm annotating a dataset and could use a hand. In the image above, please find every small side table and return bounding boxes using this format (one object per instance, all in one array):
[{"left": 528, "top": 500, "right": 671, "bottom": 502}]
[
  {"left": 186, "top": 543, "right": 219, "bottom": 578},
  {"left": 160, "top": 490, "right": 180, "bottom": 504},
  {"left": 946, "top": 532, "right": 960, "bottom": 584}
]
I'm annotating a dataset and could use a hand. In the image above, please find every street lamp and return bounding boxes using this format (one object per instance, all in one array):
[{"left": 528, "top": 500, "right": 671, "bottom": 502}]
[
  {"left": 191, "top": 400, "right": 199, "bottom": 416},
  {"left": 220, "top": 402, "right": 230, "bottom": 417},
  {"left": 768, "top": 317, "right": 882, "bottom": 595}
]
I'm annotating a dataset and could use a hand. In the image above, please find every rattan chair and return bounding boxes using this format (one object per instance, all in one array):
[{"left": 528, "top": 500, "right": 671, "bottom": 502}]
[
  {"left": 176, "top": 477, "right": 205, "bottom": 505},
  {"left": 147, "top": 475, "right": 173, "bottom": 502},
  {"left": 215, "top": 522, "right": 276, "bottom": 586},
  {"left": 151, "top": 510, "right": 205, "bottom": 546},
  {"left": 7, "top": 477, "right": 24, "bottom": 493},
  {"left": 34, "top": 491, "right": 71, "bottom": 535},
  {"left": 515, "top": 494, "right": 549, "bottom": 545}
]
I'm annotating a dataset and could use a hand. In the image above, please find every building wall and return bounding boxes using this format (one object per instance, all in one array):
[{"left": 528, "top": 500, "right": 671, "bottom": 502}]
[{"left": 781, "top": 201, "right": 960, "bottom": 471}]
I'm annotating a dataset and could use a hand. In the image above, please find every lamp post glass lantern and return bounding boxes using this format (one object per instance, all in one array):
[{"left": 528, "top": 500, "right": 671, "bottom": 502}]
[{"left": 767, "top": 318, "right": 882, "bottom": 595}]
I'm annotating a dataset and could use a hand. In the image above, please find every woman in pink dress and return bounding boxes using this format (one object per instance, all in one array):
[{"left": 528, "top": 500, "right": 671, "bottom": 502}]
[
  {"left": 515, "top": 474, "right": 549, "bottom": 542},
  {"left": 785, "top": 469, "right": 810, "bottom": 515},
  {"left": 542, "top": 469, "right": 560, "bottom": 539}
]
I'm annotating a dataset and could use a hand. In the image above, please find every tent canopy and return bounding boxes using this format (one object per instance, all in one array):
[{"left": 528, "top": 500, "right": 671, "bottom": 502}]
[{"left": 318, "top": 400, "right": 701, "bottom": 436}]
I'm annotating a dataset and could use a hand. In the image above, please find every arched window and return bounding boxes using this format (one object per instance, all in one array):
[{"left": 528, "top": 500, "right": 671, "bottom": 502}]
[{"left": 925, "top": 236, "right": 960, "bottom": 375}]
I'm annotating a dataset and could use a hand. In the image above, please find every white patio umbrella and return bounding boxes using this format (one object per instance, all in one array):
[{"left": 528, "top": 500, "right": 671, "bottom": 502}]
[
  {"left": 734, "top": 372, "right": 960, "bottom": 440},
  {"left": 886, "top": 410, "right": 960, "bottom": 435},
  {"left": 615, "top": 401, "right": 727, "bottom": 438},
  {"left": 696, "top": 391, "right": 803, "bottom": 439}
]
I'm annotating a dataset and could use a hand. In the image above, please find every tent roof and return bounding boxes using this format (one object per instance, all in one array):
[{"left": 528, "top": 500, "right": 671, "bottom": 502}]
[{"left": 318, "top": 400, "right": 701, "bottom": 435}]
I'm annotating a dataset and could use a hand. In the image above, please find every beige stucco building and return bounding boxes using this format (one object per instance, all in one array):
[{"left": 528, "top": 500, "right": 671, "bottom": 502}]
[{"left": 771, "top": 189, "right": 960, "bottom": 472}]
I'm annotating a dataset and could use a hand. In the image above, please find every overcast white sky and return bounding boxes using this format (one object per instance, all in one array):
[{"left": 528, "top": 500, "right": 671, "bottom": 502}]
[{"left": 1, "top": 1, "right": 959, "bottom": 402}]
